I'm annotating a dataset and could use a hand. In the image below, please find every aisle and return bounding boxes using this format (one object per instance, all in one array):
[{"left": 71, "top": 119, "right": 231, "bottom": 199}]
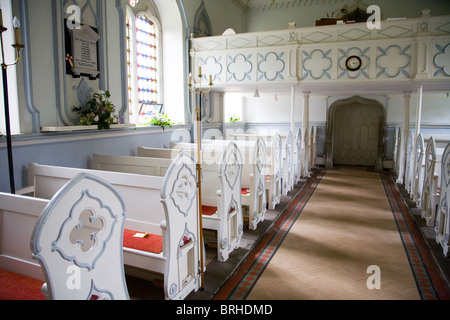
[
  {"left": 219, "top": 166, "right": 435, "bottom": 300},
  {"left": 246, "top": 166, "right": 420, "bottom": 300}
]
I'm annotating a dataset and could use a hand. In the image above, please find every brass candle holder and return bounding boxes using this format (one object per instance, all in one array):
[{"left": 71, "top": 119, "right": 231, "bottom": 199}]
[
  {"left": 188, "top": 68, "right": 213, "bottom": 290},
  {"left": 1, "top": 14, "right": 25, "bottom": 194}
]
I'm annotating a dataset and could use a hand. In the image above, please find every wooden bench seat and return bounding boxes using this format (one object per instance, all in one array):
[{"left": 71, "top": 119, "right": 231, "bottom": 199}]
[
  {"left": 22, "top": 153, "right": 201, "bottom": 300},
  {"left": 94, "top": 142, "right": 244, "bottom": 262}
]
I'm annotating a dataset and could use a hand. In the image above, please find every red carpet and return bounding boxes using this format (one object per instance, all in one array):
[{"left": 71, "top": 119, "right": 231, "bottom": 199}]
[
  {"left": 0, "top": 269, "right": 45, "bottom": 300},
  {"left": 123, "top": 229, "right": 163, "bottom": 254},
  {"left": 202, "top": 206, "right": 217, "bottom": 216}
]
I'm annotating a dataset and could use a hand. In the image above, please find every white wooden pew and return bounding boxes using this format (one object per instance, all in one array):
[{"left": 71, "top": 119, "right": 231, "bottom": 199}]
[
  {"left": 420, "top": 137, "right": 446, "bottom": 227},
  {"left": 425, "top": 135, "right": 450, "bottom": 149},
  {"left": 92, "top": 142, "right": 244, "bottom": 262},
  {"left": 1, "top": 173, "right": 130, "bottom": 300},
  {"left": 309, "top": 126, "right": 317, "bottom": 171},
  {"left": 201, "top": 135, "right": 283, "bottom": 210},
  {"left": 393, "top": 126, "right": 401, "bottom": 175},
  {"left": 268, "top": 134, "right": 283, "bottom": 209},
  {"left": 411, "top": 133, "right": 425, "bottom": 206},
  {"left": 294, "top": 128, "right": 303, "bottom": 184},
  {"left": 0, "top": 194, "right": 48, "bottom": 282},
  {"left": 404, "top": 131, "right": 414, "bottom": 194},
  {"left": 302, "top": 127, "right": 310, "bottom": 178},
  {"left": 420, "top": 137, "right": 437, "bottom": 225},
  {"left": 24, "top": 153, "right": 201, "bottom": 300},
  {"left": 434, "top": 143, "right": 450, "bottom": 257},
  {"left": 172, "top": 138, "right": 268, "bottom": 230},
  {"left": 137, "top": 147, "right": 181, "bottom": 159},
  {"left": 227, "top": 131, "right": 296, "bottom": 196},
  {"left": 31, "top": 173, "right": 130, "bottom": 300},
  {"left": 92, "top": 154, "right": 171, "bottom": 177},
  {"left": 282, "top": 131, "right": 295, "bottom": 195}
]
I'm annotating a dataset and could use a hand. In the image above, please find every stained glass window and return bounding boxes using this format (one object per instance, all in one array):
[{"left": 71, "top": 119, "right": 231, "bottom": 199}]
[
  {"left": 126, "top": 14, "right": 132, "bottom": 107},
  {"left": 136, "top": 15, "right": 158, "bottom": 104},
  {"left": 126, "top": 9, "right": 160, "bottom": 124}
]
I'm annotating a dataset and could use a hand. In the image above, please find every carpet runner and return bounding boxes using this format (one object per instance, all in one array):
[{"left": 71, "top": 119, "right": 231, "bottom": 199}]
[{"left": 214, "top": 166, "right": 450, "bottom": 300}]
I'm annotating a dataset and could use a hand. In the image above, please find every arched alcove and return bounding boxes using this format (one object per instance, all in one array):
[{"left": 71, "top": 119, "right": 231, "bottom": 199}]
[
  {"left": 325, "top": 96, "right": 385, "bottom": 172},
  {"left": 119, "top": 0, "right": 189, "bottom": 124}
]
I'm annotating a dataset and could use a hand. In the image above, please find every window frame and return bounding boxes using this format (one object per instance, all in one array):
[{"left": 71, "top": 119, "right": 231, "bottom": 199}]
[{"left": 125, "top": 5, "right": 163, "bottom": 125}]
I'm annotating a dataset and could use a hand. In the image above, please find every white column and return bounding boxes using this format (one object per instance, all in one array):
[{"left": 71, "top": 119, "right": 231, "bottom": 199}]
[
  {"left": 290, "top": 86, "right": 295, "bottom": 134},
  {"left": 397, "top": 91, "right": 411, "bottom": 184},
  {"left": 302, "top": 91, "right": 310, "bottom": 177},
  {"left": 415, "top": 84, "right": 423, "bottom": 140}
]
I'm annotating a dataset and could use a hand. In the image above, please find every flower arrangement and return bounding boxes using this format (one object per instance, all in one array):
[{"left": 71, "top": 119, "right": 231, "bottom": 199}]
[
  {"left": 229, "top": 115, "right": 241, "bottom": 123},
  {"left": 73, "top": 90, "right": 119, "bottom": 130},
  {"left": 139, "top": 111, "right": 174, "bottom": 131}
]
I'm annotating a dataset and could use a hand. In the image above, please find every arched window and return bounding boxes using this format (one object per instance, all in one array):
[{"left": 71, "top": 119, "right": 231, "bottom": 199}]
[{"left": 126, "top": 7, "right": 162, "bottom": 125}]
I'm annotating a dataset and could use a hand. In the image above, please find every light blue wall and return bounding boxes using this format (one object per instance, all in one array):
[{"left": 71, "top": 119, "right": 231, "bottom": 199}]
[{"left": 0, "top": 127, "right": 186, "bottom": 192}]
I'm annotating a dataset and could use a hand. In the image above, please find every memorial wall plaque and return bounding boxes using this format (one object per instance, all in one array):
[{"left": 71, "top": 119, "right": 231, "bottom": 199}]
[{"left": 66, "top": 23, "right": 100, "bottom": 80}]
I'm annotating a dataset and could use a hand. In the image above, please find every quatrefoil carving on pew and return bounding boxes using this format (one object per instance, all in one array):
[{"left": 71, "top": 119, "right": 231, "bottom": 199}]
[
  {"left": 256, "top": 145, "right": 265, "bottom": 172},
  {"left": 70, "top": 209, "right": 104, "bottom": 253},
  {"left": 52, "top": 190, "right": 115, "bottom": 271},
  {"left": 224, "top": 153, "right": 240, "bottom": 189},
  {"left": 171, "top": 164, "right": 197, "bottom": 217}
]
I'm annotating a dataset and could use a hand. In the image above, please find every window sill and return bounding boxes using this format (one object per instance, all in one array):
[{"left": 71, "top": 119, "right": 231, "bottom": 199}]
[{"left": 40, "top": 124, "right": 136, "bottom": 133}]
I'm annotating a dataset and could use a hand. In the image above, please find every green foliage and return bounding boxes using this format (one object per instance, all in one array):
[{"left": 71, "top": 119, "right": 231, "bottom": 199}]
[
  {"left": 229, "top": 115, "right": 241, "bottom": 123},
  {"left": 140, "top": 112, "right": 174, "bottom": 131},
  {"left": 73, "top": 90, "right": 119, "bottom": 130}
]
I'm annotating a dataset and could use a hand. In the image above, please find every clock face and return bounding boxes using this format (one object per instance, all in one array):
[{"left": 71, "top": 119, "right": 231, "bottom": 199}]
[{"left": 346, "top": 56, "right": 362, "bottom": 71}]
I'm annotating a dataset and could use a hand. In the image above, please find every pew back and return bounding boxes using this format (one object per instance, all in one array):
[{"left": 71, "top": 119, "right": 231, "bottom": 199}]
[
  {"left": 137, "top": 147, "right": 181, "bottom": 159},
  {"left": 0, "top": 193, "right": 48, "bottom": 281},
  {"left": 92, "top": 154, "right": 171, "bottom": 176},
  {"left": 27, "top": 153, "right": 201, "bottom": 300},
  {"left": 28, "top": 163, "right": 165, "bottom": 236},
  {"left": 31, "top": 173, "right": 130, "bottom": 300},
  {"left": 435, "top": 143, "right": 450, "bottom": 257}
]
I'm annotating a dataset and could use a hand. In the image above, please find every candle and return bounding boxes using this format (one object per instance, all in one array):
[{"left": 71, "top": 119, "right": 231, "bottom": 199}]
[
  {"left": 0, "top": 5, "right": 3, "bottom": 28},
  {"left": 199, "top": 66, "right": 202, "bottom": 76},
  {"left": 209, "top": 75, "right": 213, "bottom": 84},
  {"left": 189, "top": 73, "right": 192, "bottom": 86},
  {"left": 12, "top": 16, "right": 21, "bottom": 45}
]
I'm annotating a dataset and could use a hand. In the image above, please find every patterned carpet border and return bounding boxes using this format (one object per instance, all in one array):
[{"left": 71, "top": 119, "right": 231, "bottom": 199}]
[
  {"left": 381, "top": 172, "right": 450, "bottom": 300},
  {"left": 213, "top": 169, "right": 326, "bottom": 300},
  {"left": 214, "top": 169, "right": 450, "bottom": 300}
]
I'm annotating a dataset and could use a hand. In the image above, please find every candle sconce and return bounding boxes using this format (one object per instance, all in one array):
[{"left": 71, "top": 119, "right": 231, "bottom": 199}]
[
  {"left": 1, "top": 13, "right": 25, "bottom": 194},
  {"left": 189, "top": 68, "right": 214, "bottom": 119},
  {"left": 188, "top": 67, "right": 214, "bottom": 290},
  {"left": 1, "top": 16, "right": 24, "bottom": 68},
  {"left": 189, "top": 68, "right": 214, "bottom": 123}
]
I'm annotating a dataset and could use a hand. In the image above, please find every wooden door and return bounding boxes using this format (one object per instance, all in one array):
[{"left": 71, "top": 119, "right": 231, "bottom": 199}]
[{"left": 333, "top": 103, "right": 380, "bottom": 166}]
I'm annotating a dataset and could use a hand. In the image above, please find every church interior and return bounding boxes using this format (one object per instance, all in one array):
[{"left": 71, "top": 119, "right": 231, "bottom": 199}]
[{"left": 0, "top": 0, "right": 450, "bottom": 302}]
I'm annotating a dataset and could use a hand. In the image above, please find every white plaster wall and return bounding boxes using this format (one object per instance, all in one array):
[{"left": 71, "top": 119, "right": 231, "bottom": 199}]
[
  {"left": 226, "top": 90, "right": 450, "bottom": 129},
  {"left": 25, "top": 0, "right": 58, "bottom": 128},
  {"left": 245, "top": 0, "right": 450, "bottom": 32},
  {"left": 182, "top": 0, "right": 244, "bottom": 35},
  {"left": 154, "top": 0, "right": 187, "bottom": 124},
  {"left": 410, "top": 92, "right": 450, "bottom": 126},
  {"left": 105, "top": 1, "right": 123, "bottom": 122}
]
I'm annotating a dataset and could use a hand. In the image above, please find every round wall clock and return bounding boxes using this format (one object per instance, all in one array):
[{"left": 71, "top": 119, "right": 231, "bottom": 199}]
[{"left": 345, "top": 55, "right": 362, "bottom": 71}]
